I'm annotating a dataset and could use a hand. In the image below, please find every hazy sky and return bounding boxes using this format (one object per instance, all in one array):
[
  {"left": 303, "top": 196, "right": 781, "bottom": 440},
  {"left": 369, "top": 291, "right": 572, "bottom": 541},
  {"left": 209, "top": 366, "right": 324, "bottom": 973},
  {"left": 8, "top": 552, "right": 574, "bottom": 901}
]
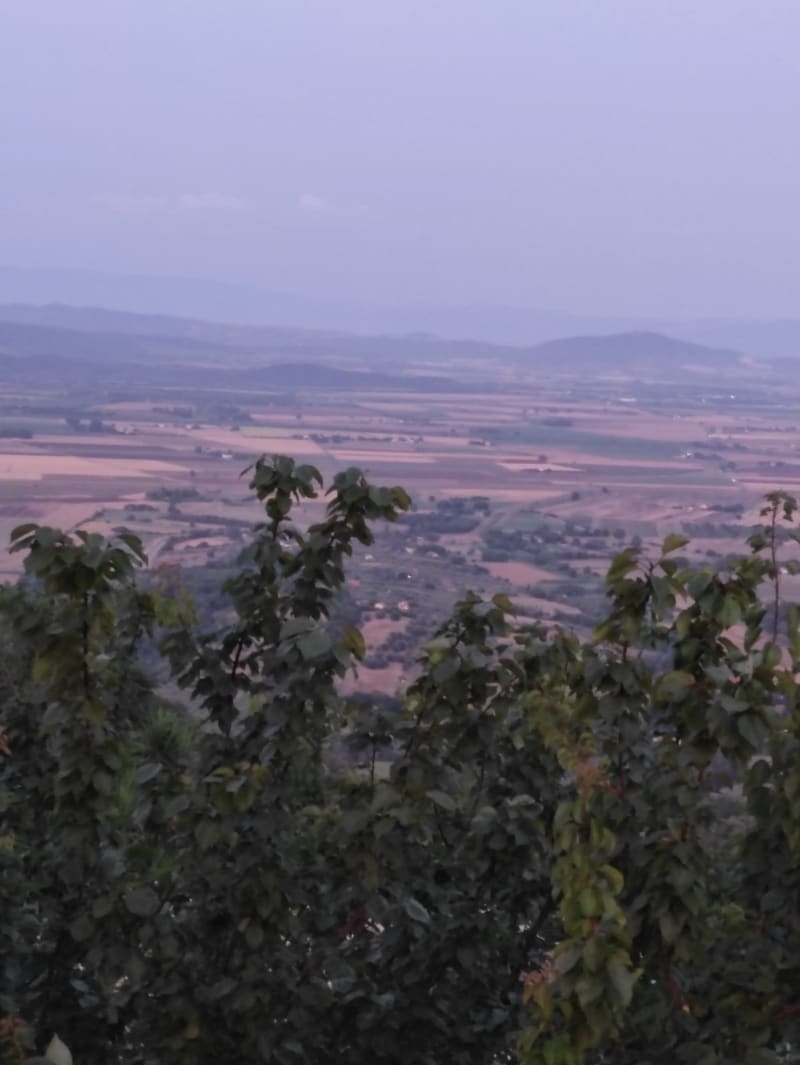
[{"left": 2, "top": 1, "right": 799, "bottom": 317}]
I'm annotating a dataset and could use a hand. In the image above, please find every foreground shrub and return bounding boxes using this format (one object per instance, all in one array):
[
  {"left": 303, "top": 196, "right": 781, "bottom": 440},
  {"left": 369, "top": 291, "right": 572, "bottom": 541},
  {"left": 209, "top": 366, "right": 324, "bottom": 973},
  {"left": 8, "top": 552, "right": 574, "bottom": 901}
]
[{"left": 1, "top": 463, "right": 799, "bottom": 1065}]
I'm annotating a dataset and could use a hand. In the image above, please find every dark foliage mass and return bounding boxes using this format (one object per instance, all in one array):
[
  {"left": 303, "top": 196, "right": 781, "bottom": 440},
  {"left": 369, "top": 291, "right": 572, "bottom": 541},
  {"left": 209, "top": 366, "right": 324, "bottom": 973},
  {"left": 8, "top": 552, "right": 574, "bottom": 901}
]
[{"left": 1, "top": 458, "right": 800, "bottom": 1065}]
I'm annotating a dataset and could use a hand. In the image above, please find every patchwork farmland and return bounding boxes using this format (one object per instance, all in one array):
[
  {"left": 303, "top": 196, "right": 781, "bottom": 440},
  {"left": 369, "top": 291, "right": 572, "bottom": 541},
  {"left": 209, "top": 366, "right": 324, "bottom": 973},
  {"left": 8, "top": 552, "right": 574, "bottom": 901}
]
[{"left": 3, "top": 314, "right": 800, "bottom": 691}]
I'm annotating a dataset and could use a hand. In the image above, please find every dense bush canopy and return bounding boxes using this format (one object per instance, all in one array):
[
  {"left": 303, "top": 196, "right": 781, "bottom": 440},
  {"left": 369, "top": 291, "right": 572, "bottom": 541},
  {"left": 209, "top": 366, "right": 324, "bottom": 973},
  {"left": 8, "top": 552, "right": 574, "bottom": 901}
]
[{"left": 1, "top": 457, "right": 799, "bottom": 1065}]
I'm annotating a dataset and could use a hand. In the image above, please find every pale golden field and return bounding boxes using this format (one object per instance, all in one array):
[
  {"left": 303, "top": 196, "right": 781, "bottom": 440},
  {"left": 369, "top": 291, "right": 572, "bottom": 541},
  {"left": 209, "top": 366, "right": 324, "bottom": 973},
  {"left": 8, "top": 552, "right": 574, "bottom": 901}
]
[
  {"left": 3, "top": 370, "right": 800, "bottom": 606},
  {"left": 480, "top": 561, "right": 558, "bottom": 584},
  {"left": 360, "top": 615, "right": 409, "bottom": 646},
  {"left": 0, "top": 453, "right": 189, "bottom": 480},
  {"left": 513, "top": 594, "right": 583, "bottom": 618},
  {"left": 339, "top": 661, "right": 407, "bottom": 697}
]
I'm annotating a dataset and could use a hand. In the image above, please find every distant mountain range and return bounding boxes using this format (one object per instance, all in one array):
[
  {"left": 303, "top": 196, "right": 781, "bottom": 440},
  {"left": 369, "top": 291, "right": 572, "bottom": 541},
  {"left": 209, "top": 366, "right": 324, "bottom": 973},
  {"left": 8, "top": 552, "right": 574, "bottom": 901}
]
[
  {"left": 525, "top": 331, "right": 746, "bottom": 375},
  {"left": 0, "top": 304, "right": 500, "bottom": 362},
  {"left": 0, "top": 305, "right": 779, "bottom": 390},
  {"left": 0, "top": 329, "right": 457, "bottom": 395},
  {"left": 2, "top": 266, "right": 800, "bottom": 357}
]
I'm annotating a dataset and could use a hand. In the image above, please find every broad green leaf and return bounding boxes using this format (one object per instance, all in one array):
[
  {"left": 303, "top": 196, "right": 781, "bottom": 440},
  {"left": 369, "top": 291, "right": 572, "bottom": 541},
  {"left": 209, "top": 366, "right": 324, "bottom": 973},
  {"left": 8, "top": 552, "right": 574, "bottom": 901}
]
[
  {"left": 134, "top": 762, "right": 162, "bottom": 785},
  {"left": 687, "top": 569, "right": 714, "bottom": 599},
  {"left": 280, "top": 617, "right": 314, "bottom": 639},
  {"left": 607, "top": 959, "right": 636, "bottom": 1007},
  {"left": 92, "top": 896, "right": 114, "bottom": 919},
  {"left": 69, "top": 913, "right": 94, "bottom": 942},
  {"left": 600, "top": 864, "right": 624, "bottom": 895},
  {"left": 427, "top": 789, "right": 457, "bottom": 812},
  {"left": 658, "top": 909, "right": 680, "bottom": 944},
  {"left": 116, "top": 530, "right": 147, "bottom": 562},
  {"left": 744, "top": 1049, "right": 779, "bottom": 1065},
  {"left": 737, "top": 714, "right": 765, "bottom": 749},
  {"left": 719, "top": 594, "right": 742, "bottom": 628},
  {"left": 606, "top": 548, "right": 640, "bottom": 582},
  {"left": 575, "top": 975, "right": 604, "bottom": 1007},
  {"left": 657, "top": 671, "right": 695, "bottom": 701},
  {"left": 661, "top": 533, "right": 689, "bottom": 556},
  {"left": 124, "top": 887, "right": 160, "bottom": 917},
  {"left": 341, "top": 624, "right": 366, "bottom": 660},
  {"left": 578, "top": 888, "right": 599, "bottom": 917},
  {"left": 297, "top": 629, "right": 332, "bottom": 660},
  {"left": 392, "top": 486, "right": 412, "bottom": 510},
  {"left": 45, "top": 1035, "right": 73, "bottom": 1065},
  {"left": 554, "top": 942, "right": 582, "bottom": 975},
  {"left": 209, "top": 976, "right": 238, "bottom": 1000},
  {"left": 404, "top": 898, "right": 431, "bottom": 924},
  {"left": 82, "top": 699, "right": 107, "bottom": 726},
  {"left": 31, "top": 656, "right": 51, "bottom": 683},
  {"left": 9, "top": 522, "right": 38, "bottom": 545},
  {"left": 245, "top": 924, "right": 264, "bottom": 950}
]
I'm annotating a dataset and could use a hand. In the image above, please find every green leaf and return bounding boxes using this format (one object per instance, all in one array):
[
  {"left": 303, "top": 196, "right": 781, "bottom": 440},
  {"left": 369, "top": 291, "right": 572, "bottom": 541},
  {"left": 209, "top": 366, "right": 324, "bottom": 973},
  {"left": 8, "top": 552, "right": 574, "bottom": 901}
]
[
  {"left": 403, "top": 898, "right": 431, "bottom": 924},
  {"left": 737, "top": 714, "right": 765, "bottom": 749},
  {"left": 83, "top": 699, "right": 107, "bottom": 726},
  {"left": 659, "top": 909, "right": 680, "bottom": 944},
  {"left": 45, "top": 1035, "right": 73, "bottom": 1065},
  {"left": 554, "top": 942, "right": 582, "bottom": 976},
  {"left": 576, "top": 975, "right": 604, "bottom": 1007},
  {"left": 427, "top": 789, "right": 457, "bottom": 812},
  {"left": 606, "top": 959, "right": 636, "bottom": 1007},
  {"left": 687, "top": 569, "right": 714, "bottom": 599},
  {"left": 762, "top": 642, "right": 782, "bottom": 670},
  {"left": 743, "top": 1050, "right": 779, "bottom": 1065},
  {"left": 661, "top": 533, "right": 689, "bottom": 556},
  {"left": 606, "top": 548, "right": 640, "bottom": 582},
  {"left": 719, "top": 595, "right": 742, "bottom": 628},
  {"left": 123, "top": 887, "right": 161, "bottom": 917},
  {"left": 9, "top": 522, "right": 38, "bottom": 544},
  {"left": 297, "top": 629, "right": 332, "bottom": 660},
  {"left": 431, "top": 655, "right": 460, "bottom": 685},
  {"left": 341, "top": 624, "right": 366, "bottom": 660},
  {"left": 657, "top": 671, "right": 695, "bottom": 701},
  {"left": 209, "top": 976, "right": 238, "bottom": 1000},
  {"left": 600, "top": 864, "right": 624, "bottom": 895},
  {"left": 92, "top": 896, "right": 114, "bottom": 919},
  {"left": 280, "top": 617, "right": 314, "bottom": 639},
  {"left": 31, "top": 656, "right": 51, "bottom": 683},
  {"left": 116, "top": 530, "right": 147, "bottom": 562},
  {"left": 578, "top": 888, "right": 599, "bottom": 917},
  {"left": 245, "top": 924, "right": 264, "bottom": 950},
  {"left": 69, "top": 913, "right": 95, "bottom": 942},
  {"left": 296, "top": 463, "right": 323, "bottom": 487},
  {"left": 92, "top": 770, "right": 113, "bottom": 795},
  {"left": 392, "top": 486, "right": 412, "bottom": 511},
  {"left": 134, "top": 762, "right": 162, "bottom": 785}
]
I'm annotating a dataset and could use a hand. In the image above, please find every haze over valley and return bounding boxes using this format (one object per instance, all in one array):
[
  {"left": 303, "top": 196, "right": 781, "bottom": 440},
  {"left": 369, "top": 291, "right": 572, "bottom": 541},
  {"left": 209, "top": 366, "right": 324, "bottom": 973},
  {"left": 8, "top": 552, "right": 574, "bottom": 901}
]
[
  {"left": 4, "top": 298, "right": 800, "bottom": 692},
  {"left": 8, "top": 4, "right": 800, "bottom": 1062}
]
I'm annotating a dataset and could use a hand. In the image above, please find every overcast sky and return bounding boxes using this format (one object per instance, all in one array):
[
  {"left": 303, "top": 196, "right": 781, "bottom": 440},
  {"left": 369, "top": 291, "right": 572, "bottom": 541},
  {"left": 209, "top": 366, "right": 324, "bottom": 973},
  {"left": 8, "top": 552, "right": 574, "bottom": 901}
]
[{"left": 2, "top": 1, "right": 799, "bottom": 317}]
